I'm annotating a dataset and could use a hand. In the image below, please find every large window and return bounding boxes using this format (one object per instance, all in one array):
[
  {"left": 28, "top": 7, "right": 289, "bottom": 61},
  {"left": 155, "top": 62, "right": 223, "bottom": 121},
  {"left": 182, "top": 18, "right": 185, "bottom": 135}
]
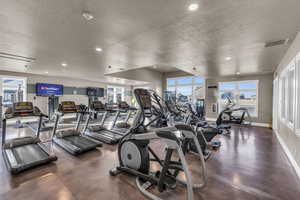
[
  {"left": 219, "top": 80, "right": 258, "bottom": 117},
  {"left": 287, "top": 67, "right": 295, "bottom": 124},
  {"left": 107, "top": 86, "right": 124, "bottom": 104},
  {"left": 296, "top": 53, "right": 300, "bottom": 135},
  {"left": 278, "top": 52, "right": 300, "bottom": 135},
  {"left": 280, "top": 75, "right": 287, "bottom": 120},
  {"left": 2, "top": 77, "right": 27, "bottom": 107},
  {"left": 280, "top": 60, "right": 296, "bottom": 129},
  {"left": 166, "top": 77, "right": 205, "bottom": 104}
]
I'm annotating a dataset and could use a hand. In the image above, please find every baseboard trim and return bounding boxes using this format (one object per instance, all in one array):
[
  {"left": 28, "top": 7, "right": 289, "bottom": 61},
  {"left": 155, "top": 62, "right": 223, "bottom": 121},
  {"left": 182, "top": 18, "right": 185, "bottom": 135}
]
[
  {"left": 273, "top": 130, "right": 300, "bottom": 179},
  {"left": 205, "top": 118, "right": 271, "bottom": 128},
  {"left": 205, "top": 117, "right": 217, "bottom": 122},
  {"left": 250, "top": 122, "right": 271, "bottom": 128}
]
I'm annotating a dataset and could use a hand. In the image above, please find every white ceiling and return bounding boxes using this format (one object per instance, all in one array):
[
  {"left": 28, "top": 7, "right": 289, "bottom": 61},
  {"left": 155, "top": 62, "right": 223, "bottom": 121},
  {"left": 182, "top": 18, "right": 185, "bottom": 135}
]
[{"left": 0, "top": 0, "right": 300, "bottom": 84}]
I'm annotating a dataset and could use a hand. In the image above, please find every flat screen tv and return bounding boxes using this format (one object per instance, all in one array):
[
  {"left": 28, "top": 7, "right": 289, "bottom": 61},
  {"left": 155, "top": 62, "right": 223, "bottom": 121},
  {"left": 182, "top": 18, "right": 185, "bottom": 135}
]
[
  {"left": 87, "top": 87, "right": 104, "bottom": 97},
  {"left": 36, "top": 83, "right": 63, "bottom": 96}
]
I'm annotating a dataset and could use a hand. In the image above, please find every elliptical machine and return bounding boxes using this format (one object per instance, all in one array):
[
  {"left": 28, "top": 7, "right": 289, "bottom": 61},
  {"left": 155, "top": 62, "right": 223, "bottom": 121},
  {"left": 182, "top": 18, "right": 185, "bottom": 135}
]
[{"left": 110, "top": 89, "right": 207, "bottom": 200}]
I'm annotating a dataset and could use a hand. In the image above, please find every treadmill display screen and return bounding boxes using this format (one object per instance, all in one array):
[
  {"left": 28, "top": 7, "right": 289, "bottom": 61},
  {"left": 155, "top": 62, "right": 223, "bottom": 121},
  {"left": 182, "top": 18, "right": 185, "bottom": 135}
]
[
  {"left": 91, "top": 101, "right": 105, "bottom": 111},
  {"left": 13, "top": 102, "right": 34, "bottom": 115},
  {"left": 87, "top": 87, "right": 104, "bottom": 97},
  {"left": 60, "top": 101, "right": 77, "bottom": 113},
  {"left": 36, "top": 83, "right": 63, "bottom": 96}
]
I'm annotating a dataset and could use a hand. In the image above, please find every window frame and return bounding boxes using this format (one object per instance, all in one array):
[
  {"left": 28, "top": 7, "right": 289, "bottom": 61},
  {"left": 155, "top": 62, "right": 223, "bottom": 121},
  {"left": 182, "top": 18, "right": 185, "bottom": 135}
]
[
  {"left": 107, "top": 85, "right": 125, "bottom": 104},
  {"left": 0, "top": 75, "right": 27, "bottom": 107},
  {"left": 295, "top": 52, "right": 300, "bottom": 136},
  {"left": 166, "top": 76, "right": 205, "bottom": 104},
  {"left": 279, "top": 60, "right": 296, "bottom": 130},
  {"left": 280, "top": 73, "right": 287, "bottom": 121},
  {"left": 287, "top": 61, "right": 296, "bottom": 129},
  {"left": 218, "top": 80, "right": 259, "bottom": 117}
]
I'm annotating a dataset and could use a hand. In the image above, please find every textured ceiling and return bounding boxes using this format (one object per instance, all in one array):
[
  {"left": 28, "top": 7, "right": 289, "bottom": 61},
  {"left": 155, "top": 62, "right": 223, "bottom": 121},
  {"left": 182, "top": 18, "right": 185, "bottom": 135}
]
[{"left": 0, "top": 0, "right": 300, "bottom": 84}]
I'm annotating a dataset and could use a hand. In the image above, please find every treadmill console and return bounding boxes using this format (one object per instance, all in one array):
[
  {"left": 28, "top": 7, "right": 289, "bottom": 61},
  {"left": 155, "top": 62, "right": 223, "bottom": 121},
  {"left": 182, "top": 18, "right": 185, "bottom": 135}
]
[
  {"left": 91, "top": 101, "right": 106, "bottom": 111},
  {"left": 5, "top": 102, "right": 42, "bottom": 118},
  {"left": 118, "top": 101, "right": 130, "bottom": 110},
  {"left": 59, "top": 101, "right": 77, "bottom": 113},
  {"left": 76, "top": 104, "right": 88, "bottom": 113},
  {"left": 105, "top": 103, "right": 118, "bottom": 112}
]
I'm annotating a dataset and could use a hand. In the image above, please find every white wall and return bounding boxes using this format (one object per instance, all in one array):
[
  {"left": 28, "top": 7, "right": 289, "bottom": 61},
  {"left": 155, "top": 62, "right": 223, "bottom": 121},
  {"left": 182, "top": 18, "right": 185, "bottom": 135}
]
[
  {"left": 0, "top": 70, "right": 132, "bottom": 115},
  {"left": 205, "top": 74, "right": 273, "bottom": 124},
  {"left": 109, "top": 68, "right": 164, "bottom": 96},
  {"left": 274, "top": 31, "right": 300, "bottom": 177}
]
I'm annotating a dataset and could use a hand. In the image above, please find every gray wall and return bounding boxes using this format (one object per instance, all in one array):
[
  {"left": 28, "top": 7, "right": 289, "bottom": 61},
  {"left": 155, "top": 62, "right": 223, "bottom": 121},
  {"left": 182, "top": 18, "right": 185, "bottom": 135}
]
[
  {"left": 109, "top": 68, "right": 164, "bottom": 96},
  {"left": 162, "top": 71, "right": 273, "bottom": 124},
  {"left": 205, "top": 74, "right": 273, "bottom": 124},
  {"left": 274, "top": 31, "right": 300, "bottom": 170},
  {"left": 0, "top": 70, "right": 132, "bottom": 115}
]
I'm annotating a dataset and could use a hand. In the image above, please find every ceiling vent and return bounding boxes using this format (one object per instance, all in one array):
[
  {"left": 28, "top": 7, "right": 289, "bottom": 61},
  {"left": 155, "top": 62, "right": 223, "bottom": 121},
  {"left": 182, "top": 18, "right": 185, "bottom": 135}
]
[
  {"left": 0, "top": 52, "right": 36, "bottom": 63},
  {"left": 264, "top": 39, "right": 289, "bottom": 48}
]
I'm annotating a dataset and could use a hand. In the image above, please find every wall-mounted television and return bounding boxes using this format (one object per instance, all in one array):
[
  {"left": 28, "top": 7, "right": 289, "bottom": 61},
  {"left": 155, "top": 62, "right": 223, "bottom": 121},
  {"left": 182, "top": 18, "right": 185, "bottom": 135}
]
[
  {"left": 87, "top": 87, "right": 104, "bottom": 97},
  {"left": 36, "top": 83, "right": 63, "bottom": 96}
]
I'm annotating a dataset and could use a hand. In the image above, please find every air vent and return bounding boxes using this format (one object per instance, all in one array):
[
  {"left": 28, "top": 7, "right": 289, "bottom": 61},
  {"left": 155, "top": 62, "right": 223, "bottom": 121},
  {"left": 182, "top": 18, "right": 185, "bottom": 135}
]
[
  {"left": 0, "top": 52, "right": 36, "bottom": 62},
  {"left": 264, "top": 39, "right": 289, "bottom": 48}
]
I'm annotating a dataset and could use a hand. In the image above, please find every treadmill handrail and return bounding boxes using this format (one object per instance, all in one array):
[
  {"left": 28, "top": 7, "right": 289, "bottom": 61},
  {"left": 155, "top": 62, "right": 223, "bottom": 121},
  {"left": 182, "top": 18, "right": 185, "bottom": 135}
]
[
  {"left": 2, "top": 114, "right": 45, "bottom": 147},
  {"left": 52, "top": 110, "right": 84, "bottom": 137}
]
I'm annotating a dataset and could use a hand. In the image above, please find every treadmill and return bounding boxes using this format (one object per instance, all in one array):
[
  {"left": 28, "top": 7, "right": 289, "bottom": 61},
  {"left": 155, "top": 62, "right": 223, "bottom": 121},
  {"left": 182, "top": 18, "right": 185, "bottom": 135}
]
[
  {"left": 2, "top": 102, "right": 57, "bottom": 174},
  {"left": 110, "top": 101, "right": 137, "bottom": 136},
  {"left": 52, "top": 101, "right": 102, "bottom": 155},
  {"left": 24, "top": 117, "right": 53, "bottom": 132},
  {"left": 83, "top": 101, "right": 122, "bottom": 144}
]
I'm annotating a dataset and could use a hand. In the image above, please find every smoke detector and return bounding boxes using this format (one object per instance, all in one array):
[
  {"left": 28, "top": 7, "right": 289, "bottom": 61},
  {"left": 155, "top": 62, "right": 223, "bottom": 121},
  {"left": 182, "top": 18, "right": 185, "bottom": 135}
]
[{"left": 82, "top": 11, "right": 94, "bottom": 21}]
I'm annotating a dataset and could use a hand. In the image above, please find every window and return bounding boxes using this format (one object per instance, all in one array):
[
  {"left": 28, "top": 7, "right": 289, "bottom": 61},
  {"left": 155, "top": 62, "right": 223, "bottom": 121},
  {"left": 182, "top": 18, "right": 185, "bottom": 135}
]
[
  {"left": 295, "top": 53, "right": 300, "bottom": 135},
  {"left": 279, "top": 60, "right": 296, "bottom": 129},
  {"left": 166, "top": 77, "right": 205, "bottom": 104},
  {"left": 280, "top": 75, "right": 286, "bottom": 120},
  {"left": 176, "top": 86, "right": 193, "bottom": 103},
  {"left": 219, "top": 80, "right": 258, "bottom": 117},
  {"left": 287, "top": 67, "right": 295, "bottom": 124},
  {"left": 2, "top": 77, "right": 27, "bottom": 108},
  {"left": 107, "top": 86, "right": 124, "bottom": 104}
]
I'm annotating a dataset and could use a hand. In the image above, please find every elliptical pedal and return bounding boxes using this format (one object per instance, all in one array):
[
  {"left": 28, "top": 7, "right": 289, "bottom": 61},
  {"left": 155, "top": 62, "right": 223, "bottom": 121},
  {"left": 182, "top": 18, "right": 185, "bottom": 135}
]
[
  {"left": 141, "top": 181, "right": 153, "bottom": 190},
  {"left": 109, "top": 167, "right": 121, "bottom": 176}
]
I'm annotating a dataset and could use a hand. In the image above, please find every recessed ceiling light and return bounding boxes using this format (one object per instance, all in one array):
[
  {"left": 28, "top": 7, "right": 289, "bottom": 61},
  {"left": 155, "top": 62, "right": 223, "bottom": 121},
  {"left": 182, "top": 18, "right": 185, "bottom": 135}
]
[
  {"left": 95, "top": 47, "right": 102, "bottom": 52},
  {"left": 236, "top": 71, "right": 240, "bottom": 75},
  {"left": 225, "top": 57, "right": 232, "bottom": 61},
  {"left": 82, "top": 11, "right": 94, "bottom": 21},
  {"left": 45, "top": 71, "right": 49, "bottom": 74},
  {"left": 188, "top": 3, "right": 199, "bottom": 11},
  {"left": 61, "top": 63, "right": 67, "bottom": 67}
]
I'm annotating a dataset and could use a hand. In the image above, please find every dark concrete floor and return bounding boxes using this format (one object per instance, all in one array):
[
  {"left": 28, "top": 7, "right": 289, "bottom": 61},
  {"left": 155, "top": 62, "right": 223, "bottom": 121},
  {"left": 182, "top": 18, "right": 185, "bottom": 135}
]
[{"left": 0, "top": 125, "right": 300, "bottom": 200}]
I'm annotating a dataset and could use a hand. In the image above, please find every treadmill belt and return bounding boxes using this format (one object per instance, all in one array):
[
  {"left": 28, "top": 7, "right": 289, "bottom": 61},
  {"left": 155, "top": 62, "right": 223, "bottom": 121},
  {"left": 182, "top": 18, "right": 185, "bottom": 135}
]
[
  {"left": 12, "top": 144, "right": 49, "bottom": 165},
  {"left": 113, "top": 128, "right": 128, "bottom": 135},
  {"left": 26, "top": 122, "right": 53, "bottom": 132},
  {"left": 64, "top": 136, "right": 97, "bottom": 149}
]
